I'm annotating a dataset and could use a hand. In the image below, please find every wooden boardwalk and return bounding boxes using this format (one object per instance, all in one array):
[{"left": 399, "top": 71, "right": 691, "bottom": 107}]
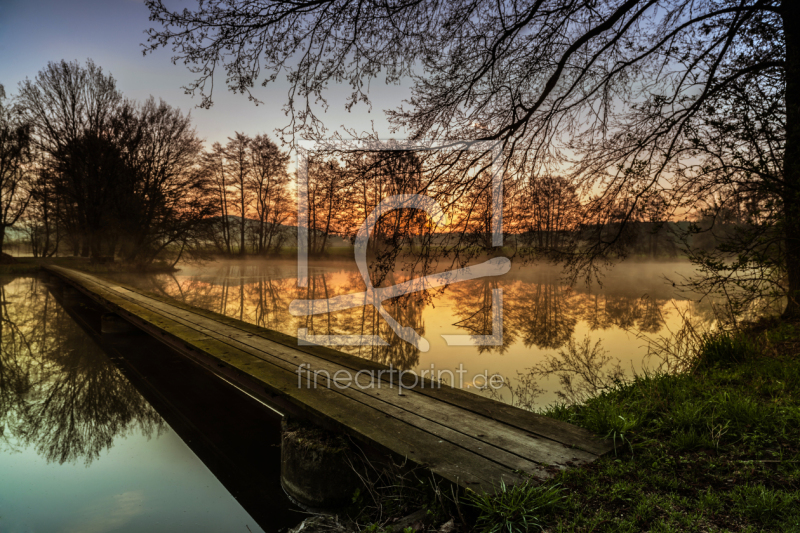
[{"left": 44, "top": 266, "right": 612, "bottom": 492}]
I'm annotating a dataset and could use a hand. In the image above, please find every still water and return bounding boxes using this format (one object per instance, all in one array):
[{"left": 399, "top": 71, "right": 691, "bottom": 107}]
[
  {"left": 0, "top": 276, "right": 269, "bottom": 533},
  {"left": 111, "top": 259, "right": 714, "bottom": 408},
  {"left": 0, "top": 261, "right": 713, "bottom": 531}
]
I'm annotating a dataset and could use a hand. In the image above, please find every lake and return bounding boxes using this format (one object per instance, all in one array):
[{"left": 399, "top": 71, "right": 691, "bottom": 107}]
[{"left": 0, "top": 259, "right": 714, "bottom": 531}]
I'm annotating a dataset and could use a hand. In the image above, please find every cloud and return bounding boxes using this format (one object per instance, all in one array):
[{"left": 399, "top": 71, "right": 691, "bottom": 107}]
[{"left": 62, "top": 491, "right": 146, "bottom": 533}]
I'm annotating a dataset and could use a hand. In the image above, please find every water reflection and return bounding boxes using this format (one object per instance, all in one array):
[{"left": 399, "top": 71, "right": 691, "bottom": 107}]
[
  {"left": 448, "top": 278, "right": 511, "bottom": 354},
  {"left": 110, "top": 260, "right": 714, "bottom": 407},
  {"left": 0, "top": 277, "right": 165, "bottom": 465},
  {"left": 0, "top": 275, "right": 269, "bottom": 532}
]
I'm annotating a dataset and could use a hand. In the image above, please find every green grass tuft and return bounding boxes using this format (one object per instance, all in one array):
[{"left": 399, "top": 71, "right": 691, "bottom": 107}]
[
  {"left": 695, "top": 331, "right": 757, "bottom": 368},
  {"left": 731, "top": 484, "right": 797, "bottom": 525},
  {"left": 466, "top": 480, "right": 564, "bottom": 533}
]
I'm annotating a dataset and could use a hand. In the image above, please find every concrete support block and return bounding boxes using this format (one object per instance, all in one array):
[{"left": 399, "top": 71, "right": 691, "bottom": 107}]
[{"left": 280, "top": 417, "right": 362, "bottom": 511}]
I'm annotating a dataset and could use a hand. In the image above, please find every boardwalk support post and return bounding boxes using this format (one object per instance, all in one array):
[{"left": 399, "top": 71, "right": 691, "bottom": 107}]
[{"left": 280, "top": 417, "right": 362, "bottom": 511}]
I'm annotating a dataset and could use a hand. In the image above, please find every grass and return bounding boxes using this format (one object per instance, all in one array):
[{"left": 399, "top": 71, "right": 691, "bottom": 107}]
[
  {"left": 694, "top": 332, "right": 757, "bottom": 368},
  {"left": 470, "top": 323, "right": 800, "bottom": 533},
  {"left": 351, "top": 321, "right": 800, "bottom": 532}
]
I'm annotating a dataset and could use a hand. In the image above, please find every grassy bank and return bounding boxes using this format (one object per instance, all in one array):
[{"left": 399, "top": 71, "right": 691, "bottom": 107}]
[
  {"left": 466, "top": 322, "right": 800, "bottom": 533},
  {"left": 354, "top": 322, "right": 800, "bottom": 533}
]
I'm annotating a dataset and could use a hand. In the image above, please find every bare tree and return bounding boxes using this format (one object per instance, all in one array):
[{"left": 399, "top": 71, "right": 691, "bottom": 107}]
[
  {"left": 305, "top": 157, "right": 349, "bottom": 255},
  {"left": 202, "top": 142, "right": 235, "bottom": 254},
  {"left": 248, "top": 134, "right": 291, "bottom": 254},
  {"left": 223, "top": 132, "right": 252, "bottom": 255},
  {"left": 0, "top": 85, "right": 32, "bottom": 255},
  {"left": 111, "top": 97, "right": 211, "bottom": 265},
  {"left": 22, "top": 158, "right": 61, "bottom": 258},
  {"left": 344, "top": 148, "right": 427, "bottom": 253},
  {"left": 17, "top": 60, "right": 123, "bottom": 258},
  {"left": 200, "top": 133, "right": 291, "bottom": 256},
  {"left": 18, "top": 60, "right": 210, "bottom": 265}
]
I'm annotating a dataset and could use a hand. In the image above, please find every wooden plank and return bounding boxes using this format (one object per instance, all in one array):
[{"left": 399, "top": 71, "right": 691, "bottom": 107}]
[
  {"left": 58, "top": 269, "right": 581, "bottom": 472},
  {"left": 180, "top": 337, "right": 524, "bottom": 491},
  {"left": 50, "top": 264, "right": 608, "bottom": 464},
  {"left": 98, "top": 275, "right": 612, "bottom": 455},
  {"left": 53, "top": 270, "right": 517, "bottom": 490},
  {"left": 100, "top": 284, "right": 597, "bottom": 469}
]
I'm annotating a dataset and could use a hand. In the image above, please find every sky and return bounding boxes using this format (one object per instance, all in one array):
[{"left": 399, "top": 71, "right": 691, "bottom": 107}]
[{"left": 0, "top": 0, "right": 413, "bottom": 148}]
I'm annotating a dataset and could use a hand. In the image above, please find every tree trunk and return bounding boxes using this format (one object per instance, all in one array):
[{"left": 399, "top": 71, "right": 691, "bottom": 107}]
[
  {"left": 80, "top": 235, "right": 90, "bottom": 257},
  {"left": 240, "top": 194, "right": 246, "bottom": 255},
  {"left": 0, "top": 226, "right": 6, "bottom": 255},
  {"left": 783, "top": 1, "right": 800, "bottom": 319},
  {"left": 90, "top": 231, "right": 102, "bottom": 259}
]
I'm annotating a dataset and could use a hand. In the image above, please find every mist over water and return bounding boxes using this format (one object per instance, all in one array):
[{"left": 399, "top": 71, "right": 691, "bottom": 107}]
[{"left": 110, "top": 259, "right": 716, "bottom": 408}]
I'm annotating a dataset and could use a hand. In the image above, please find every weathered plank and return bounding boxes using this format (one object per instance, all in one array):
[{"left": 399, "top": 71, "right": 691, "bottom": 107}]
[
  {"left": 106, "top": 285, "right": 599, "bottom": 468},
  {"left": 112, "top": 277, "right": 612, "bottom": 455}
]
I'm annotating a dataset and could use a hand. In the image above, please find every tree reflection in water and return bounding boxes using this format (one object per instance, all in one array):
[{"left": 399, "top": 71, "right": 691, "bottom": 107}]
[
  {"left": 109, "top": 260, "right": 715, "bottom": 409},
  {"left": 486, "top": 335, "right": 626, "bottom": 409},
  {"left": 0, "top": 276, "right": 165, "bottom": 465}
]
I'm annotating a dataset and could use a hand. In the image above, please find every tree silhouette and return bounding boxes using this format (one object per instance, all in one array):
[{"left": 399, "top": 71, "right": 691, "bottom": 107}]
[
  {"left": 145, "top": 0, "right": 794, "bottom": 317},
  {"left": 17, "top": 60, "right": 211, "bottom": 264},
  {"left": 0, "top": 278, "right": 165, "bottom": 465},
  {"left": 249, "top": 134, "right": 292, "bottom": 254},
  {"left": 0, "top": 85, "right": 32, "bottom": 254}
]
